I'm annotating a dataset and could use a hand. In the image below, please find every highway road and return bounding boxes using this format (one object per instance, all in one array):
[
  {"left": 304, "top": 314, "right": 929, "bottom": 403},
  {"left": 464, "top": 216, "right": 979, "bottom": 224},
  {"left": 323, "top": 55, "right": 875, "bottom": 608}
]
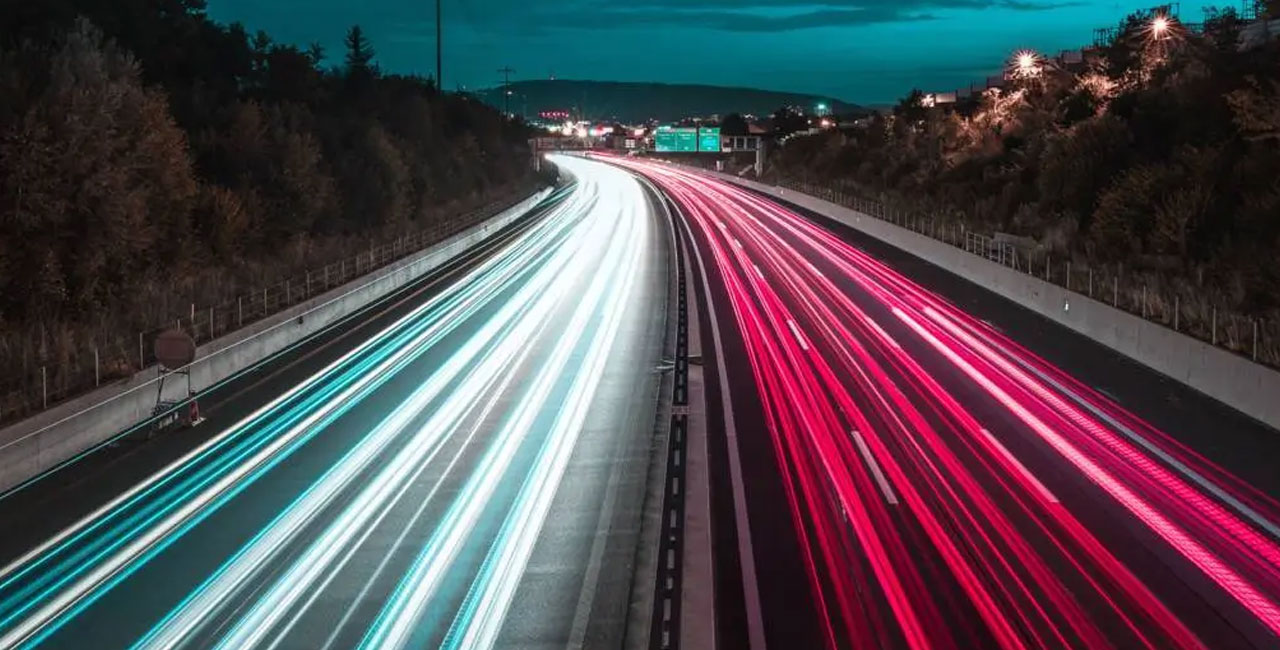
[
  {"left": 611, "top": 158, "right": 1280, "bottom": 650},
  {"left": 0, "top": 154, "right": 669, "bottom": 650}
]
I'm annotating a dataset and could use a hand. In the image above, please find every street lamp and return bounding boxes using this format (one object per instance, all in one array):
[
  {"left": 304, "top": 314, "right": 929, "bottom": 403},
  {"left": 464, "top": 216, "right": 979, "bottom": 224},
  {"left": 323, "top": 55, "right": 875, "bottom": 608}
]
[
  {"left": 1144, "top": 12, "right": 1179, "bottom": 62},
  {"left": 1152, "top": 15, "right": 1170, "bottom": 37},
  {"left": 1009, "top": 49, "right": 1042, "bottom": 80},
  {"left": 1146, "top": 12, "right": 1178, "bottom": 44}
]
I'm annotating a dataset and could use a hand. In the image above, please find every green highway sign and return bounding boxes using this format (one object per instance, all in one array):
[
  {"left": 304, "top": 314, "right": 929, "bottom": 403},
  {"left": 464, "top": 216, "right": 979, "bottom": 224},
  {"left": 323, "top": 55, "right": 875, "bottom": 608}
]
[
  {"left": 655, "top": 126, "right": 699, "bottom": 152},
  {"left": 676, "top": 128, "right": 698, "bottom": 152},
  {"left": 698, "top": 127, "right": 721, "bottom": 152},
  {"left": 654, "top": 126, "right": 676, "bottom": 151}
]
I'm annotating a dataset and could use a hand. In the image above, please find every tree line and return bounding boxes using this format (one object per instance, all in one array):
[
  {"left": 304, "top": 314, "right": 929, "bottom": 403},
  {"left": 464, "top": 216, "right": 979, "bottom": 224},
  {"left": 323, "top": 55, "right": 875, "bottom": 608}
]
[
  {"left": 0, "top": 0, "right": 536, "bottom": 383},
  {"left": 772, "top": 5, "right": 1280, "bottom": 317}
]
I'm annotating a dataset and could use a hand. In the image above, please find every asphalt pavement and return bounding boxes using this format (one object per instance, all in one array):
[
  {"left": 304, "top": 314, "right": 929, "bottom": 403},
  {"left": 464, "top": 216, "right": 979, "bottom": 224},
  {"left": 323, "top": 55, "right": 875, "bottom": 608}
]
[
  {"left": 613, "top": 158, "right": 1280, "bottom": 650},
  {"left": 0, "top": 154, "right": 669, "bottom": 650}
]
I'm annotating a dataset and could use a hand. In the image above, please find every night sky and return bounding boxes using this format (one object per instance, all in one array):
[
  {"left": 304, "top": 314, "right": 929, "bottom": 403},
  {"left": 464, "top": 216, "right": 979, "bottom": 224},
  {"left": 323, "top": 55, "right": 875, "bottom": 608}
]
[{"left": 207, "top": 0, "right": 1162, "bottom": 105}]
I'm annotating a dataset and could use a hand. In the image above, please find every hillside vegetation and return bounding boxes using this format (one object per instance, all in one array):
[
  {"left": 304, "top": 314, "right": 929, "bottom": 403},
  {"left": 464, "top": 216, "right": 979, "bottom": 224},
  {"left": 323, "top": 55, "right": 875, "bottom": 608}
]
[
  {"left": 0, "top": 0, "right": 536, "bottom": 409},
  {"left": 773, "top": 6, "right": 1280, "bottom": 319}
]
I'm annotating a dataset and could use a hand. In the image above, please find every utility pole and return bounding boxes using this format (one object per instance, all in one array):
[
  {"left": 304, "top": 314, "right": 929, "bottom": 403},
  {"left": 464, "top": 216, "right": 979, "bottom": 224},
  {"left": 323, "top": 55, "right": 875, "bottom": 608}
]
[
  {"left": 497, "top": 66, "right": 515, "bottom": 117},
  {"left": 435, "top": 0, "right": 442, "bottom": 91}
]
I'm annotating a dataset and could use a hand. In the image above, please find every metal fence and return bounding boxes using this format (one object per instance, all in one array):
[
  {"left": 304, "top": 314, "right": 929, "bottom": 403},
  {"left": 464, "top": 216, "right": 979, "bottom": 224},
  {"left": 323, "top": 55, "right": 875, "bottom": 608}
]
[
  {"left": 0, "top": 186, "right": 539, "bottom": 426},
  {"left": 777, "top": 178, "right": 1279, "bottom": 369}
]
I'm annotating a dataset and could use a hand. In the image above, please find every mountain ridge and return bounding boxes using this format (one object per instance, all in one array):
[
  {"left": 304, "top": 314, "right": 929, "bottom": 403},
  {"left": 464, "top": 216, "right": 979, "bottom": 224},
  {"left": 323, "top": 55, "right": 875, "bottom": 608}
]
[{"left": 474, "top": 79, "right": 864, "bottom": 123}]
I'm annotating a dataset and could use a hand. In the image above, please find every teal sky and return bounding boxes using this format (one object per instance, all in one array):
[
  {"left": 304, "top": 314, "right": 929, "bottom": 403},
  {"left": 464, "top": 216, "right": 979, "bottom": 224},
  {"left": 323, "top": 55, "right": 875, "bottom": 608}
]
[{"left": 207, "top": 1, "right": 1176, "bottom": 104}]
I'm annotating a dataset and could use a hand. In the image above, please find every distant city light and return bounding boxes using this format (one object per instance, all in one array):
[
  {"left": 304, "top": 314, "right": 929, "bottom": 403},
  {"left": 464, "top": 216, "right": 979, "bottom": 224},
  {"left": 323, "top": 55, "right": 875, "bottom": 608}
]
[{"left": 633, "top": 128, "right": 646, "bottom": 137}]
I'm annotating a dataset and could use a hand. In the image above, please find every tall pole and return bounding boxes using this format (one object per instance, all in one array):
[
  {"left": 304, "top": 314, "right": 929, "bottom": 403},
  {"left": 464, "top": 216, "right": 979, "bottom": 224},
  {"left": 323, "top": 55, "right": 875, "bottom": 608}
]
[
  {"left": 497, "top": 66, "right": 515, "bottom": 117},
  {"left": 436, "top": 0, "right": 442, "bottom": 91}
]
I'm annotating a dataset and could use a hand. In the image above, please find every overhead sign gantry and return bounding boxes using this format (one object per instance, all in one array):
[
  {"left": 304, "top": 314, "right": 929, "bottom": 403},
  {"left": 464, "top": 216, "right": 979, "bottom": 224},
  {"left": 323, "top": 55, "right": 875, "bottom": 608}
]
[{"left": 655, "top": 126, "right": 721, "bottom": 153}]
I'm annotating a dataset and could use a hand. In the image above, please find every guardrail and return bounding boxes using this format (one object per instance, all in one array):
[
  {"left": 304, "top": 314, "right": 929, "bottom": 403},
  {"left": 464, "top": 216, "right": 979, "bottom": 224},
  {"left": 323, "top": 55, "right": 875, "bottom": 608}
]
[
  {"left": 0, "top": 187, "right": 554, "bottom": 493},
  {"left": 0, "top": 185, "right": 540, "bottom": 426},
  {"left": 776, "top": 178, "right": 1279, "bottom": 370}
]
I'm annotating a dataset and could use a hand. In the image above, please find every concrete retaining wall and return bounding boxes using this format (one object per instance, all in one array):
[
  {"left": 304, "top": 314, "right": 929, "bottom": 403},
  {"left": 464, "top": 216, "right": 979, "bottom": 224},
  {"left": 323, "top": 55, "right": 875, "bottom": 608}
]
[
  {"left": 713, "top": 172, "right": 1280, "bottom": 432},
  {"left": 0, "top": 188, "right": 552, "bottom": 493}
]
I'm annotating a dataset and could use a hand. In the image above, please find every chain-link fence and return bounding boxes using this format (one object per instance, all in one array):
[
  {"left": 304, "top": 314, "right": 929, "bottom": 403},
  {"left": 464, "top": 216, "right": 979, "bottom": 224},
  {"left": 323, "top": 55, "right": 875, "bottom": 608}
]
[
  {"left": 777, "top": 178, "right": 1279, "bottom": 369},
  {"left": 0, "top": 185, "right": 541, "bottom": 426}
]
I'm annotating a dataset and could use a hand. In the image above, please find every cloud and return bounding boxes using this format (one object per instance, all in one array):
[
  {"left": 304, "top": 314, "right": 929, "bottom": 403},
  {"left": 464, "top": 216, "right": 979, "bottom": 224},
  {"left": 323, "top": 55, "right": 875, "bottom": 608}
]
[
  {"left": 478, "top": 0, "right": 1084, "bottom": 33},
  {"left": 598, "top": 0, "right": 1071, "bottom": 9},
  {"left": 551, "top": 7, "right": 934, "bottom": 32}
]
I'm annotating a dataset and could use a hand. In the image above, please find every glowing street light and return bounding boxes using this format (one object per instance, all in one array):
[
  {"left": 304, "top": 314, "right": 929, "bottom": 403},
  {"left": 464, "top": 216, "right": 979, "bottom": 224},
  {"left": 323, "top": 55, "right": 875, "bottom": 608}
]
[
  {"left": 1007, "top": 49, "right": 1044, "bottom": 83},
  {"left": 1017, "top": 53, "right": 1034, "bottom": 68},
  {"left": 1151, "top": 15, "right": 1170, "bottom": 37},
  {"left": 1146, "top": 12, "right": 1179, "bottom": 45},
  {"left": 1143, "top": 12, "right": 1179, "bottom": 63}
]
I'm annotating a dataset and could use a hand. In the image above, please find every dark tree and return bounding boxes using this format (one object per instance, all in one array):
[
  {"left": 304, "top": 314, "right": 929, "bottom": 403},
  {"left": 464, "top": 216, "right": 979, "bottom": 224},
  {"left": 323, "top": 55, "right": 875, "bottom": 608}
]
[
  {"left": 306, "top": 42, "right": 325, "bottom": 67},
  {"left": 893, "top": 89, "right": 928, "bottom": 124},
  {"left": 344, "top": 25, "right": 377, "bottom": 77},
  {"left": 770, "top": 107, "right": 808, "bottom": 137},
  {"left": 721, "top": 113, "right": 749, "bottom": 136},
  {"left": 0, "top": 1, "right": 539, "bottom": 395}
]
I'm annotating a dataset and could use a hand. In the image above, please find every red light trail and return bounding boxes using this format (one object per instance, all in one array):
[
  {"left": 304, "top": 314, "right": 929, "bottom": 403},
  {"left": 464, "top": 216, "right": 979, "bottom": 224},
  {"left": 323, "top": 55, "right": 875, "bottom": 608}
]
[{"left": 607, "top": 156, "right": 1280, "bottom": 649}]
